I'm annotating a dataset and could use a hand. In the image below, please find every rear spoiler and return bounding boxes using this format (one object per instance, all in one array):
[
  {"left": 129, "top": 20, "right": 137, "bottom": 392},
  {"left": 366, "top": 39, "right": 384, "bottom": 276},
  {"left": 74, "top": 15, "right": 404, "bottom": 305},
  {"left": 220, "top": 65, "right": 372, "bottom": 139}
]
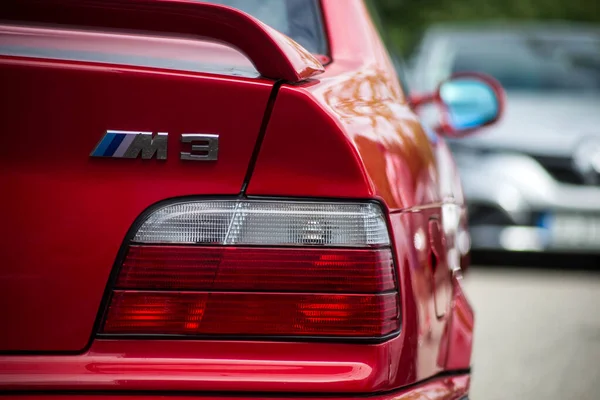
[{"left": 0, "top": 0, "right": 324, "bottom": 83}]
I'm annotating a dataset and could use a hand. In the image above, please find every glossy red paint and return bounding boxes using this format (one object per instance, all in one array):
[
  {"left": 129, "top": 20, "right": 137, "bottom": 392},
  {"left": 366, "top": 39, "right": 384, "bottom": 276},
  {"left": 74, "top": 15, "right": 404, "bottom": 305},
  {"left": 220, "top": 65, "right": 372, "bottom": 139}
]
[
  {"left": 0, "top": 341, "right": 470, "bottom": 397},
  {"left": 0, "top": 0, "right": 501, "bottom": 396},
  {"left": 0, "top": 57, "right": 273, "bottom": 351},
  {"left": 0, "top": 340, "right": 387, "bottom": 392},
  {"left": 445, "top": 277, "right": 475, "bottom": 371},
  {"left": 248, "top": 0, "right": 445, "bottom": 210},
  {"left": 0, "top": 0, "right": 324, "bottom": 82},
  {"left": 0, "top": 375, "right": 470, "bottom": 400},
  {"left": 247, "top": 0, "right": 477, "bottom": 390}
]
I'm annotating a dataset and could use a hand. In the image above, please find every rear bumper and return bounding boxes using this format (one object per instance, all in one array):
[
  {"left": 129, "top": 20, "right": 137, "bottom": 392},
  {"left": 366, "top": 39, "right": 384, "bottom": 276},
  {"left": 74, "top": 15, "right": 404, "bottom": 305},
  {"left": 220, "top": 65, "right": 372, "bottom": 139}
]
[{"left": 0, "top": 373, "right": 470, "bottom": 399}]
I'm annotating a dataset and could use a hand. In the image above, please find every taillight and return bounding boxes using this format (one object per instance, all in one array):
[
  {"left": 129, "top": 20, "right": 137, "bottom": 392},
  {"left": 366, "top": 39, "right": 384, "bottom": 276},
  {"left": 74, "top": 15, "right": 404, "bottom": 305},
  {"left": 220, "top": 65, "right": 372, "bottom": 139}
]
[{"left": 100, "top": 200, "right": 400, "bottom": 339}]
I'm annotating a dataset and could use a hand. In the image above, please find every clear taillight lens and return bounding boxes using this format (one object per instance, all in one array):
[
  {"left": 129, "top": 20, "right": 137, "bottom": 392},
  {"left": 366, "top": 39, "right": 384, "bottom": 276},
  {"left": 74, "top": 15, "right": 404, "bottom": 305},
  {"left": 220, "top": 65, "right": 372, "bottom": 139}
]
[
  {"left": 100, "top": 200, "right": 400, "bottom": 339},
  {"left": 133, "top": 201, "right": 390, "bottom": 247}
]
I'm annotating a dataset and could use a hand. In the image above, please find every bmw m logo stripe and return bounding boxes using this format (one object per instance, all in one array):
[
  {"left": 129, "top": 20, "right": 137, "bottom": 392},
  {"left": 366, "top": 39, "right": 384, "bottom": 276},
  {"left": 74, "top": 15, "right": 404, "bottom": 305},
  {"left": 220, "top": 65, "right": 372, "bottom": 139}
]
[
  {"left": 90, "top": 130, "right": 168, "bottom": 160},
  {"left": 91, "top": 130, "right": 136, "bottom": 158}
]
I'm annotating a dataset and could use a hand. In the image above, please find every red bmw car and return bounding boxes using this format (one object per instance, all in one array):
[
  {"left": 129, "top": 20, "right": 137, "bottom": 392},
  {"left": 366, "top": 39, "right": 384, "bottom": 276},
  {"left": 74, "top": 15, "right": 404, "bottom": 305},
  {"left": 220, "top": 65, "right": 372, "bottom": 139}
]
[{"left": 0, "top": 0, "right": 504, "bottom": 398}]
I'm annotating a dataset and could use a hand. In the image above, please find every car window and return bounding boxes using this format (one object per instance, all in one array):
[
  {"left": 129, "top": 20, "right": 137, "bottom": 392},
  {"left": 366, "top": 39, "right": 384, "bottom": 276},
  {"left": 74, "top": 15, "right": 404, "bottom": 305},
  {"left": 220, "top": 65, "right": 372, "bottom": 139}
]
[
  {"left": 449, "top": 33, "right": 600, "bottom": 93},
  {"left": 198, "top": 0, "right": 327, "bottom": 55}
]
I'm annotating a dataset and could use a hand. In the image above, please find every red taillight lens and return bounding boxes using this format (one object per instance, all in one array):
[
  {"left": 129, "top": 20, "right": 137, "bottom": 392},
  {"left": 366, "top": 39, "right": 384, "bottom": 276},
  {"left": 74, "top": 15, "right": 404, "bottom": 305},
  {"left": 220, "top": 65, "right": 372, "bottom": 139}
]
[
  {"left": 117, "top": 246, "right": 395, "bottom": 293},
  {"left": 100, "top": 200, "right": 400, "bottom": 340},
  {"left": 102, "top": 291, "right": 399, "bottom": 337}
]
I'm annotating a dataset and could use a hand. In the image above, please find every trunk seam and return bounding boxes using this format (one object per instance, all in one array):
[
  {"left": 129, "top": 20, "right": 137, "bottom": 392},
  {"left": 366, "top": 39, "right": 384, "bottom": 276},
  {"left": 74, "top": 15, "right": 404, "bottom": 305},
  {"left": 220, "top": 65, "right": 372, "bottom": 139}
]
[{"left": 239, "top": 80, "right": 284, "bottom": 196}]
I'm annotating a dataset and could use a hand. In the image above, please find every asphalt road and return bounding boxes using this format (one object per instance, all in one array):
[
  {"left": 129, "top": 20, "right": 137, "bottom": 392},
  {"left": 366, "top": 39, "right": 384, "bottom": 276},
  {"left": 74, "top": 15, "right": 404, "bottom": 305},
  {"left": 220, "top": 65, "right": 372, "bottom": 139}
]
[{"left": 462, "top": 267, "right": 600, "bottom": 400}]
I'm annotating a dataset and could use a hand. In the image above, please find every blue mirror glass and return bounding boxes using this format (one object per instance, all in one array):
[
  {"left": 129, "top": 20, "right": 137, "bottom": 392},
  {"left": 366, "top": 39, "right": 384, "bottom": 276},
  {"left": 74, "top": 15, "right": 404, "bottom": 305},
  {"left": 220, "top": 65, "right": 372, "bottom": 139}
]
[{"left": 439, "top": 78, "right": 499, "bottom": 131}]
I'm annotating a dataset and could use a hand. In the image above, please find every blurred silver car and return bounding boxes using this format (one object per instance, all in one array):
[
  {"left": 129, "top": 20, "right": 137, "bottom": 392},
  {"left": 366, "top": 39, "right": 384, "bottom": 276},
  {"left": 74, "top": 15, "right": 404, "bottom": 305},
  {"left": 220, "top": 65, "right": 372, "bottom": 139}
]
[{"left": 410, "top": 22, "right": 600, "bottom": 254}]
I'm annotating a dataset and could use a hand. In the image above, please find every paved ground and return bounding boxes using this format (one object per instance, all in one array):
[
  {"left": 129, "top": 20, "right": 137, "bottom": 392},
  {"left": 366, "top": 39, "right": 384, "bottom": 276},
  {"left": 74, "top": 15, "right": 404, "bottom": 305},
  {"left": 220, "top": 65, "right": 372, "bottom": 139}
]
[{"left": 462, "top": 267, "right": 600, "bottom": 400}]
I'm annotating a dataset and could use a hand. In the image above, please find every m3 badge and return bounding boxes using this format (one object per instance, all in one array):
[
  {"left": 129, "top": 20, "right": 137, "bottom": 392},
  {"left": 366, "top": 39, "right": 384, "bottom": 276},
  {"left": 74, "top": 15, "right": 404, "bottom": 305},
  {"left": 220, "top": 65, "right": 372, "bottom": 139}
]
[{"left": 90, "top": 130, "right": 218, "bottom": 161}]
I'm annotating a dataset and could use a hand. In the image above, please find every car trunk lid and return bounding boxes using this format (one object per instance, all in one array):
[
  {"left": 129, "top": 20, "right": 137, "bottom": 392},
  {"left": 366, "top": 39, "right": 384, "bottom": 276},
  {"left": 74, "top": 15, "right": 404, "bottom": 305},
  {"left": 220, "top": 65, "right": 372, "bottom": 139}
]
[{"left": 0, "top": 0, "right": 322, "bottom": 352}]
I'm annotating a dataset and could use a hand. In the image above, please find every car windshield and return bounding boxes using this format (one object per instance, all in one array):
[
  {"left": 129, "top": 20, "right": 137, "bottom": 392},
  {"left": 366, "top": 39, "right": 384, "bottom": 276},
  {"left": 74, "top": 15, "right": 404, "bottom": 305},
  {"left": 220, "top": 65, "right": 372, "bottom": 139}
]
[
  {"left": 197, "top": 0, "right": 327, "bottom": 55},
  {"left": 450, "top": 31, "right": 600, "bottom": 93}
]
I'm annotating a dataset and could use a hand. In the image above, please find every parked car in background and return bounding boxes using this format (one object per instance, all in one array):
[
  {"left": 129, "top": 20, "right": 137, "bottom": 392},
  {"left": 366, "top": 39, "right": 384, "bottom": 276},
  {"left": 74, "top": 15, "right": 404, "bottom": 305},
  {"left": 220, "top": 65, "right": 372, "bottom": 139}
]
[
  {"left": 0, "top": 0, "right": 504, "bottom": 398},
  {"left": 410, "top": 22, "right": 600, "bottom": 254}
]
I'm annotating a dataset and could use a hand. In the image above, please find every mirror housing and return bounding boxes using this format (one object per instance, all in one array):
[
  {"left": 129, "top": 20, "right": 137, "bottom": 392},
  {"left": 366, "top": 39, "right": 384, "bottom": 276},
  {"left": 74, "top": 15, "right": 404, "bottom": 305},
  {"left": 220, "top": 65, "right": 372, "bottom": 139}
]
[{"left": 410, "top": 72, "right": 505, "bottom": 137}]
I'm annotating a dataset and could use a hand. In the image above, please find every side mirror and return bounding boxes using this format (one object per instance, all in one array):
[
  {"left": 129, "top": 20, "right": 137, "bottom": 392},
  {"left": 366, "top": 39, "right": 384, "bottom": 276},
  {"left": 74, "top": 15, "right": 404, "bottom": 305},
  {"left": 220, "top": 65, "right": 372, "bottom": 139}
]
[{"left": 410, "top": 72, "right": 505, "bottom": 137}]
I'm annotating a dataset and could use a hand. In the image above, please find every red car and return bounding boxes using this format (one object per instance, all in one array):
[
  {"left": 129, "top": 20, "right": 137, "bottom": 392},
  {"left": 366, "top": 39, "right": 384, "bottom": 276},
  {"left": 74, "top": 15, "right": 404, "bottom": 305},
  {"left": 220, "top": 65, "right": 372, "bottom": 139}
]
[{"left": 0, "top": 0, "right": 504, "bottom": 398}]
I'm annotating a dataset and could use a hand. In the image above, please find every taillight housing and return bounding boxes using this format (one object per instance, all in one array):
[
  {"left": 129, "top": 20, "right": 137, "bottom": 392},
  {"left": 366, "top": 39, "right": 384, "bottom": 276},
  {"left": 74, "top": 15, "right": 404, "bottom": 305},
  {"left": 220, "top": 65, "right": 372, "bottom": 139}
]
[{"left": 99, "top": 200, "right": 400, "bottom": 340}]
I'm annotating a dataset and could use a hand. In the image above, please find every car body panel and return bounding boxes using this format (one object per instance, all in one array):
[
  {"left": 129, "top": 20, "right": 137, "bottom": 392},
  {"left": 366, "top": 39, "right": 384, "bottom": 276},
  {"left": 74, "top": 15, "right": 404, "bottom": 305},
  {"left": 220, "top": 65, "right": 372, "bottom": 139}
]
[
  {"left": 247, "top": 0, "right": 470, "bottom": 388},
  {"left": 246, "top": 83, "right": 375, "bottom": 199},
  {"left": 0, "top": 56, "right": 273, "bottom": 351},
  {"left": 249, "top": 0, "right": 465, "bottom": 210},
  {"left": 0, "top": 375, "right": 470, "bottom": 400},
  {"left": 0, "top": 340, "right": 389, "bottom": 392},
  {"left": 0, "top": 0, "right": 475, "bottom": 396}
]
